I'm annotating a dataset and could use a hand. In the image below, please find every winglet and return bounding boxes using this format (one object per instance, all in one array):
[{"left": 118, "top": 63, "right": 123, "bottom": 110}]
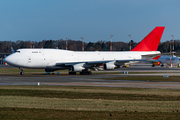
[{"left": 131, "top": 26, "right": 165, "bottom": 51}]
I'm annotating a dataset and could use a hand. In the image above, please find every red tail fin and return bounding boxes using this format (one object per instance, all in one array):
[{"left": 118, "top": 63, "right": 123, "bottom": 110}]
[{"left": 131, "top": 26, "right": 165, "bottom": 51}]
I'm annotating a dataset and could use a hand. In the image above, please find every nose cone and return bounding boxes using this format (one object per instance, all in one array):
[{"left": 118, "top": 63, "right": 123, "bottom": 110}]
[
  {"left": 4, "top": 55, "right": 16, "bottom": 66},
  {"left": 4, "top": 56, "right": 11, "bottom": 64}
]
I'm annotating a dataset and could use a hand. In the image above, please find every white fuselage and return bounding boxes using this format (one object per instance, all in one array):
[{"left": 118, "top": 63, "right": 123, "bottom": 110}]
[{"left": 4, "top": 49, "right": 160, "bottom": 69}]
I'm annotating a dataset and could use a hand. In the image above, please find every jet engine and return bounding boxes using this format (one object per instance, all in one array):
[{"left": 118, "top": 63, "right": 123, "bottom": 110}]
[
  {"left": 153, "top": 62, "right": 160, "bottom": 66},
  {"left": 71, "top": 64, "right": 85, "bottom": 72},
  {"left": 104, "top": 62, "right": 116, "bottom": 70}
]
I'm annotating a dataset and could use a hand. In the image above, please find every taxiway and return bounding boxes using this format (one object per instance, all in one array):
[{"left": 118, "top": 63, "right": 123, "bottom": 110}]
[{"left": 1, "top": 64, "right": 180, "bottom": 89}]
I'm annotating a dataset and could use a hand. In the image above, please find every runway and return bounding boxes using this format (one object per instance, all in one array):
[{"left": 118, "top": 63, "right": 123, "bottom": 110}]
[{"left": 1, "top": 64, "right": 180, "bottom": 89}]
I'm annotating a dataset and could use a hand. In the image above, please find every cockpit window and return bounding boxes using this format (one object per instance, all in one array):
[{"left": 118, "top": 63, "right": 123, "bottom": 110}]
[{"left": 15, "top": 51, "right": 20, "bottom": 53}]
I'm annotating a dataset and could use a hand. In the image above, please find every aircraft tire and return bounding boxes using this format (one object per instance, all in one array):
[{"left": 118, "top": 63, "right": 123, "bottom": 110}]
[
  {"left": 80, "top": 71, "right": 91, "bottom": 75},
  {"left": 20, "top": 72, "right": 24, "bottom": 75},
  {"left": 88, "top": 71, "right": 92, "bottom": 75},
  {"left": 69, "top": 72, "right": 76, "bottom": 75},
  {"left": 80, "top": 72, "right": 85, "bottom": 75}
]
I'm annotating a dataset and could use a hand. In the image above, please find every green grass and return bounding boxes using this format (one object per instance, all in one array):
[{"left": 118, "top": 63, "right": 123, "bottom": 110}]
[
  {"left": 1, "top": 67, "right": 180, "bottom": 119},
  {"left": 1, "top": 86, "right": 180, "bottom": 119},
  {"left": 0, "top": 68, "right": 69, "bottom": 74},
  {"left": 0, "top": 68, "right": 44, "bottom": 73},
  {"left": 0, "top": 67, "right": 168, "bottom": 75},
  {"left": 1, "top": 85, "right": 180, "bottom": 96},
  {"left": 0, "top": 68, "right": 124, "bottom": 76},
  {"left": 0, "top": 88, "right": 180, "bottom": 101},
  {"left": 1, "top": 107, "right": 180, "bottom": 120},
  {"left": 2, "top": 96, "right": 180, "bottom": 112}
]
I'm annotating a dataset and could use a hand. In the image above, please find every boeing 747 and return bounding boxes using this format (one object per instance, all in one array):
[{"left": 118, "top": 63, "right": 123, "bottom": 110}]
[{"left": 4, "top": 26, "right": 165, "bottom": 75}]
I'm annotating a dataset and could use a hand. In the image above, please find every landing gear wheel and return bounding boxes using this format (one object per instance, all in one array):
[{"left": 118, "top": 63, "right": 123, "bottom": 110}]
[
  {"left": 69, "top": 72, "right": 76, "bottom": 75},
  {"left": 20, "top": 68, "right": 24, "bottom": 75},
  {"left": 88, "top": 71, "right": 92, "bottom": 75},
  {"left": 20, "top": 72, "right": 24, "bottom": 75},
  {"left": 80, "top": 70, "right": 92, "bottom": 75}
]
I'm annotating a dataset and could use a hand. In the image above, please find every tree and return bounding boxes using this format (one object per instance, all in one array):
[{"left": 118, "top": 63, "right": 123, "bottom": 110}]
[{"left": 44, "top": 40, "right": 53, "bottom": 48}]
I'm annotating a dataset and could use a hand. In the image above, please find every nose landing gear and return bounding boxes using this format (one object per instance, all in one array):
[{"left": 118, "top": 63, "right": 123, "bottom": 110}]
[{"left": 20, "top": 68, "right": 24, "bottom": 75}]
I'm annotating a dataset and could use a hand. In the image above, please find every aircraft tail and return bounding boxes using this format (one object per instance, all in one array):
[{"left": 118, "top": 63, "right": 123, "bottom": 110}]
[
  {"left": 11, "top": 47, "right": 15, "bottom": 53},
  {"left": 131, "top": 26, "right": 165, "bottom": 51}
]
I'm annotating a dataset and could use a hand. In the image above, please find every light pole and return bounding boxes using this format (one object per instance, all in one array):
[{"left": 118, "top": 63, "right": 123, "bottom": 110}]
[
  {"left": 128, "top": 34, "right": 131, "bottom": 50},
  {"left": 66, "top": 37, "right": 68, "bottom": 50},
  {"left": 81, "top": 37, "right": 84, "bottom": 51},
  {"left": 169, "top": 35, "right": 174, "bottom": 67},
  {"left": 171, "top": 35, "right": 174, "bottom": 56},
  {"left": 110, "top": 35, "right": 113, "bottom": 51}
]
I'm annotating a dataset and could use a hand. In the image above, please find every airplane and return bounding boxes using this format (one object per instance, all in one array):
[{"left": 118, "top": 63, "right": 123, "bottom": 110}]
[
  {"left": 4, "top": 26, "right": 165, "bottom": 75},
  {"left": 151, "top": 55, "right": 180, "bottom": 67}
]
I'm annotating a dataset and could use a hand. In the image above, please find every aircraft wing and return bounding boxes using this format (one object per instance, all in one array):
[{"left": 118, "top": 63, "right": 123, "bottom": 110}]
[
  {"left": 56, "top": 59, "right": 145, "bottom": 68},
  {"left": 56, "top": 60, "right": 112, "bottom": 67},
  {"left": 116, "top": 59, "right": 145, "bottom": 63},
  {"left": 56, "top": 62, "right": 83, "bottom": 66}
]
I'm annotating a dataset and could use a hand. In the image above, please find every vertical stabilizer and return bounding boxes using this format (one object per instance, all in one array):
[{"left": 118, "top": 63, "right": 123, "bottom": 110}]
[{"left": 131, "top": 26, "right": 165, "bottom": 51}]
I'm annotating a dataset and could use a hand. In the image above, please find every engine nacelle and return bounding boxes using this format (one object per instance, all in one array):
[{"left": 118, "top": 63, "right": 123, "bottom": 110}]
[
  {"left": 153, "top": 62, "right": 160, "bottom": 66},
  {"left": 71, "top": 64, "right": 85, "bottom": 72},
  {"left": 104, "top": 62, "right": 116, "bottom": 70}
]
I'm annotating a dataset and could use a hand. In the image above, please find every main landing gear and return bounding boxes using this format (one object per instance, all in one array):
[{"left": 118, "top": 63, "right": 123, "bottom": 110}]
[
  {"left": 20, "top": 68, "right": 24, "bottom": 75},
  {"left": 69, "top": 69, "right": 92, "bottom": 75},
  {"left": 80, "top": 69, "right": 92, "bottom": 75}
]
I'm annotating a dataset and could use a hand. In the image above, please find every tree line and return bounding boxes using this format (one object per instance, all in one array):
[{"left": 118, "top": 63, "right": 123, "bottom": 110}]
[{"left": 0, "top": 39, "right": 180, "bottom": 53}]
